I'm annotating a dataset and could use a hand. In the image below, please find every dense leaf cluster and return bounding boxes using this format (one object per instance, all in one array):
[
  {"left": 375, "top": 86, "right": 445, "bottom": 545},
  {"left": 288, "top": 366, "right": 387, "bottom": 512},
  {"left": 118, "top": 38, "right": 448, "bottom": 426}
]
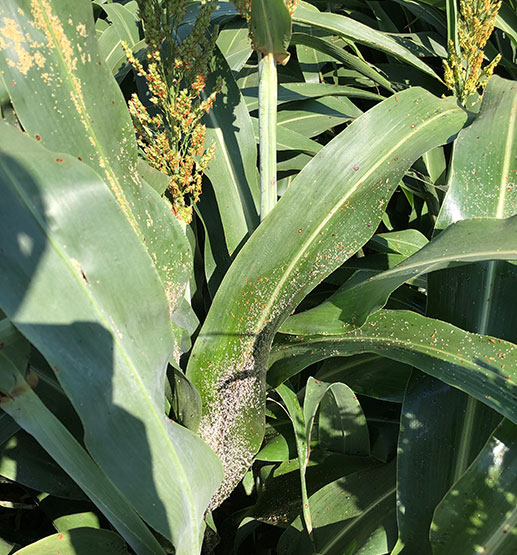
[{"left": 0, "top": 1, "right": 516, "bottom": 554}]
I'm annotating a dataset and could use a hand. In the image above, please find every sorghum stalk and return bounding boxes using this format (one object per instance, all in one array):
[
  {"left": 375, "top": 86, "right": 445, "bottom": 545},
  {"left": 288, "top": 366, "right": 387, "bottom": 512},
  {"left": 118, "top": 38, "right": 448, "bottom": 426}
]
[
  {"left": 258, "top": 52, "right": 277, "bottom": 220},
  {"left": 233, "top": 0, "right": 299, "bottom": 221}
]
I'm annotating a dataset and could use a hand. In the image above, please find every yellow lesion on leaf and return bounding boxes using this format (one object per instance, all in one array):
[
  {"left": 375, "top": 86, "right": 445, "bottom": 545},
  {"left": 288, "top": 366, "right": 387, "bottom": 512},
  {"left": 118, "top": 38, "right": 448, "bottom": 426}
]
[
  {"left": 0, "top": 3, "right": 140, "bottom": 250},
  {"left": 15, "top": 48, "right": 33, "bottom": 74},
  {"left": 76, "top": 23, "right": 87, "bottom": 38},
  {"left": 26, "top": 33, "right": 44, "bottom": 50},
  {"left": 31, "top": 0, "right": 80, "bottom": 103},
  {"left": 164, "top": 280, "right": 184, "bottom": 312},
  {"left": 0, "top": 17, "right": 34, "bottom": 75},
  {"left": 33, "top": 50, "right": 45, "bottom": 68},
  {"left": 40, "top": 71, "right": 52, "bottom": 84},
  {"left": 31, "top": 0, "right": 137, "bottom": 231}
]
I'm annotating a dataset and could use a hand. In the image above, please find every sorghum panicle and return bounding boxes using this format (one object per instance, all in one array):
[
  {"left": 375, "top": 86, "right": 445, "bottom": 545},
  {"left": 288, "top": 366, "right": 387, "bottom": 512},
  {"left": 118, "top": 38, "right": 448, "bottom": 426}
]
[
  {"left": 125, "top": 0, "right": 221, "bottom": 223},
  {"left": 444, "top": 0, "right": 502, "bottom": 104}
]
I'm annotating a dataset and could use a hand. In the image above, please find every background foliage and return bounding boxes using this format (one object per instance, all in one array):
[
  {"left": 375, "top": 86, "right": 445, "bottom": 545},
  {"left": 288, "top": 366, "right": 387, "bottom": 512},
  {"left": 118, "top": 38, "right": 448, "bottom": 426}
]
[{"left": 0, "top": 0, "right": 516, "bottom": 554}]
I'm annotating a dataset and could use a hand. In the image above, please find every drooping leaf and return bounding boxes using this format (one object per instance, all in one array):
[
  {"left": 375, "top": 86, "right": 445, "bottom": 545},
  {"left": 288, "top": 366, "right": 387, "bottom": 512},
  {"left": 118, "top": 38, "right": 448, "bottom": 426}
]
[
  {"left": 0, "top": 123, "right": 222, "bottom": 554},
  {"left": 281, "top": 215, "right": 517, "bottom": 335},
  {"left": 275, "top": 376, "right": 371, "bottom": 536},
  {"left": 0, "top": 320, "right": 165, "bottom": 555},
  {"left": 290, "top": 32, "right": 395, "bottom": 92},
  {"left": 293, "top": 2, "right": 441, "bottom": 80},
  {"left": 395, "top": 74, "right": 517, "bottom": 554},
  {"left": 270, "top": 309, "right": 517, "bottom": 424}
]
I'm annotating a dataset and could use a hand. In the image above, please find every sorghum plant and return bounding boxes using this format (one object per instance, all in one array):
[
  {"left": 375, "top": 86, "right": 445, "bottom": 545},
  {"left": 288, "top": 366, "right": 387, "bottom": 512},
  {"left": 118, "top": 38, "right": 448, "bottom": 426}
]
[{"left": 0, "top": 1, "right": 516, "bottom": 554}]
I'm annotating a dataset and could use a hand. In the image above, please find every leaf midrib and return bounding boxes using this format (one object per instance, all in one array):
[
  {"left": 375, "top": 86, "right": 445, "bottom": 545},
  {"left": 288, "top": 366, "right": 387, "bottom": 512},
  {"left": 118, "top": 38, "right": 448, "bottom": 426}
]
[
  {"left": 495, "top": 91, "right": 517, "bottom": 219},
  {"left": 278, "top": 111, "right": 350, "bottom": 126},
  {"left": 358, "top": 240, "right": 517, "bottom": 291}
]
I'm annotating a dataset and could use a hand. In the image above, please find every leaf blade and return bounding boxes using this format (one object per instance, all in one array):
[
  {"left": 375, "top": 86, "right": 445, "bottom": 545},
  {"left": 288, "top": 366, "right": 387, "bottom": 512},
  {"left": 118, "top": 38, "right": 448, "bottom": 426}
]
[
  {"left": 0, "top": 0, "right": 192, "bottom": 346},
  {"left": 281, "top": 216, "right": 517, "bottom": 335},
  {"left": 430, "top": 419, "right": 517, "bottom": 554},
  {"left": 0, "top": 320, "right": 165, "bottom": 555},
  {"left": 271, "top": 310, "right": 517, "bottom": 424},
  {"left": 0, "top": 123, "right": 222, "bottom": 554},
  {"left": 187, "top": 89, "right": 467, "bottom": 504},
  {"left": 292, "top": 2, "right": 441, "bottom": 81}
]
